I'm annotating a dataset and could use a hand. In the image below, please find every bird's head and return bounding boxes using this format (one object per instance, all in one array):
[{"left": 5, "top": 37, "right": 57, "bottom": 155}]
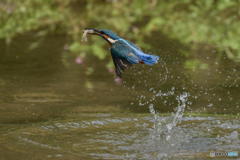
[{"left": 83, "top": 28, "right": 121, "bottom": 44}]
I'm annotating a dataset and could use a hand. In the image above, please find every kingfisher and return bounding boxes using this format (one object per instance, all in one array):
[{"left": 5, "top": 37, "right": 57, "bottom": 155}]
[{"left": 83, "top": 28, "right": 160, "bottom": 78}]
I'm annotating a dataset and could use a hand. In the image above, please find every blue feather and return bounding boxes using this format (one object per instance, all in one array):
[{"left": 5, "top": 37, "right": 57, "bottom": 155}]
[
  {"left": 86, "top": 28, "right": 160, "bottom": 78},
  {"left": 117, "top": 39, "right": 160, "bottom": 65},
  {"left": 138, "top": 54, "right": 160, "bottom": 65}
]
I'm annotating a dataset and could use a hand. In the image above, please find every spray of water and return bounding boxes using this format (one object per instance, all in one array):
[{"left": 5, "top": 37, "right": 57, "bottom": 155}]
[
  {"left": 159, "top": 59, "right": 169, "bottom": 83},
  {"left": 138, "top": 92, "right": 190, "bottom": 159},
  {"left": 149, "top": 92, "right": 189, "bottom": 140},
  {"left": 167, "top": 92, "right": 189, "bottom": 132}
]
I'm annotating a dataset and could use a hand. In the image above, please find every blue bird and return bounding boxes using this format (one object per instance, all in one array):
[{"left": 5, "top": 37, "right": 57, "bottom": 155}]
[{"left": 83, "top": 28, "right": 160, "bottom": 78}]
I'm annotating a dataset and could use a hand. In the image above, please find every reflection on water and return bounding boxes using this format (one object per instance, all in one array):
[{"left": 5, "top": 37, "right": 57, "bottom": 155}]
[{"left": 0, "top": 32, "right": 239, "bottom": 159}]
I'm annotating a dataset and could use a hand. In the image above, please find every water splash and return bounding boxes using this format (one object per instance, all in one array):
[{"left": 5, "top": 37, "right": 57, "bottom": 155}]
[
  {"left": 168, "top": 92, "right": 189, "bottom": 132},
  {"left": 137, "top": 87, "right": 176, "bottom": 107},
  {"left": 149, "top": 92, "right": 189, "bottom": 139},
  {"left": 159, "top": 59, "right": 169, "bottom": 83},
  {"left": 140, "top": 92, "right": 190, "bottom": 159}
]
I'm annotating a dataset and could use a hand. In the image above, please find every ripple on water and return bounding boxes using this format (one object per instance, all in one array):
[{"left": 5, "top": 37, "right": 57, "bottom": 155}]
[
  {"left": 40, "top": 117, "right": 138, "bottom": 131},
  {"left": 2, "top": 114, "right": 239, "bottom": 160}
]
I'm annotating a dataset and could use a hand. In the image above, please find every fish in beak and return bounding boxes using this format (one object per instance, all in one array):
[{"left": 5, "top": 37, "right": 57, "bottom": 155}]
[
  {"left": 82, "top": 28, "right": 116, "bottom": 44},
  {"left": 82, "top": 28, "right": 101, "bottom": 41},
  {"left": 82, "top": 28, "right": 100, "bottom": 41}
]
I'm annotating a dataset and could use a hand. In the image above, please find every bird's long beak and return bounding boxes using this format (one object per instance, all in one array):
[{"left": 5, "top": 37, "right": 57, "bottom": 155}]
[{"left": 83, "top": 28, "right": 115, "bottom": 44}]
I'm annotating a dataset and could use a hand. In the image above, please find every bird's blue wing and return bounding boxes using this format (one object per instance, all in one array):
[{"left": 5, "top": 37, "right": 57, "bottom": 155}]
[
  {"left": 110, "top": 40, "right": 159, "bottom": 77},
  {"left": 111, "top": 42, "right": 140, "bottom": 77},
  {"left": 137, "top": 53, "right": 160, "bottom": 65},
  {"left": 118, "top": 39, "right": 160, "bottom": 65},
  {"left": 111, "top": 53, "right": 132, "bottom": 78},
  {"left": 111, "top": 41, "right": 140, "bottom": 64},
  {"left": 126, "top": 40, "right": 141, "bottom": 50}
]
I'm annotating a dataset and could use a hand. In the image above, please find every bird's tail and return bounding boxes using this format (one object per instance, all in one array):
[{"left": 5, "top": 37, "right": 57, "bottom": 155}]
[{"left": 139, "top": 54, "right": 160, "bottom": 65}]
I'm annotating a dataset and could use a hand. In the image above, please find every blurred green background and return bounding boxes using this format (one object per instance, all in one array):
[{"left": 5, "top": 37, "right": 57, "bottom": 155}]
[
  {"left": 0, "top": 0, "right": 239, "bottom": 122},
  {"left": 1, "top": 2, "right": 240, "bottom": 160},
  {"left": 1, "top": 0, "right": 240, "bottom": 62}
]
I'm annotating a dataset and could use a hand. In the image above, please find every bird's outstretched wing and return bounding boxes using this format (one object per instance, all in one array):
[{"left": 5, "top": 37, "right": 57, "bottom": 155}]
[
  {"left": 117, "top": 39, "right": 160, "bottom": 66},
  {"left": 110, "top": 40, "right": 159, "bottom": 77},
  {"left": 111, "top": 53, "right": 132, "bottom": 78}
]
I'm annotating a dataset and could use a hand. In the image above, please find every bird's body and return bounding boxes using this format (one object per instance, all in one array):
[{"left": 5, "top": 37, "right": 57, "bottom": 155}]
[{"left": 83, "top": 28, "right": 159, "bottom": 78}]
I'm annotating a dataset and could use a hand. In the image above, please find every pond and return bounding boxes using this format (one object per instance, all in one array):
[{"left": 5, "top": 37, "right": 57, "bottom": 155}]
[
  {"left": 0, "top": 31, "right": 239, "bottom": 159},
  {"left": 1, "top": 112, "right": 239, "bottom": 160}
]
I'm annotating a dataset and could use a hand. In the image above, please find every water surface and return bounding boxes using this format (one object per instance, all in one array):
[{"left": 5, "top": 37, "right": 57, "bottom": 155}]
[{"left": 0, "top": 32, "right": 239, "bottom": 160}]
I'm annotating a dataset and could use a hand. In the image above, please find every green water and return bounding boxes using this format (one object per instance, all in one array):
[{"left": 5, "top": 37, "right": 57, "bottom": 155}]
[
  {"left": 0, "top": 32, "right": 239, "bottom": 160},
  {"left": 1, "top": 113, "right": 239, "bottom": 160}
]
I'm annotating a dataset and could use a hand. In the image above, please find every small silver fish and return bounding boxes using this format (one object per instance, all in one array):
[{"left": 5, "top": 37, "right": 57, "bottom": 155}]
[
  {"left": 82, "top": 29, "right": 89, "bottom": 42},
  {"left": 82, "top": 28, "right": 97, "bottom": 42}
]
